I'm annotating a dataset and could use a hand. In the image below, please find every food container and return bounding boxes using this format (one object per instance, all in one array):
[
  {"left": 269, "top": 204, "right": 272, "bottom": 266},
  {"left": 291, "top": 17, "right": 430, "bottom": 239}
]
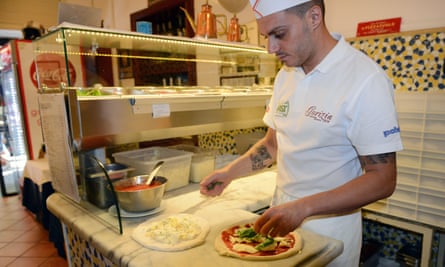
[
  {"left": 112, "top": 147, "right": 193, "bottom": 191},
  {"left": 113, "top": 175, "right": 167, "bottom": 212},
  {"left": 85, "top": 163, "right": 133, "bottom": 209},
  {"left": 88, "top": 163, "right": 134, "bottom": 180},
  {"left": 169, "top": 145, "right": 216, "bottom": 183}
]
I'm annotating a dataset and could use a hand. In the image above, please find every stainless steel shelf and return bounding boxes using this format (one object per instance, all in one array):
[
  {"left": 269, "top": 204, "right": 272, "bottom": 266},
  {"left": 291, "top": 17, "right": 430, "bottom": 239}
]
[{"left": 67, "top": 89, "right": 270, "bottom": 150}]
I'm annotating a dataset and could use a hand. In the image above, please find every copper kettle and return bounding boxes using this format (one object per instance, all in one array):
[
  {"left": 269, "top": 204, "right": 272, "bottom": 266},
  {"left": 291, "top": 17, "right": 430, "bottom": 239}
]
[
  {"left": 227, "top": 14, "right": 240, "bottom": 42},
  {"left": 227, "top": 14, "right": 248, "bottom": 42},
  {"left": 180, "top": 1, "right": 217, "bottom": 39}
]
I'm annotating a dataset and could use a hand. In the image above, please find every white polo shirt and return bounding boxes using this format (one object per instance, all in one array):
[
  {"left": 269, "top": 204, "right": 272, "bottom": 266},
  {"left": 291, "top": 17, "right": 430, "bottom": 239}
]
[{"left": 263, "top": 34, "right": 403, "bottom": 266}]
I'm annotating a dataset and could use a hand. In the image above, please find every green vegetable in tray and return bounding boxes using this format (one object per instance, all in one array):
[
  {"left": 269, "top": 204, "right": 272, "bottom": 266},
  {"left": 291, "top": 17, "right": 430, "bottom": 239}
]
[{"left": 77, "top": 89, "right": 102, "bottom": 96}]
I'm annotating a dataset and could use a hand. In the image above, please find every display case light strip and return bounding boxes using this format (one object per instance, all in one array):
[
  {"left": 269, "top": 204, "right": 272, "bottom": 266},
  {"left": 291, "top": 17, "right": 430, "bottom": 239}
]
[
  {"left": 66, "top": 29, "right": 268, "bottom": 54},
  {"left": 33, "top": 49, "right": 236, "bottom": 65}
]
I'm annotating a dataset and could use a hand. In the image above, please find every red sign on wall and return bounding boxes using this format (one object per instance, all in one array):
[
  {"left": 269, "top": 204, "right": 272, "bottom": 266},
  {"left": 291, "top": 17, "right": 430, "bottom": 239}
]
[
  {"left": 356, "top": 17, "right": 402, "bottom": 37},
  {"left": 30, "top": 54, "right": 77, "bottom": 88}
]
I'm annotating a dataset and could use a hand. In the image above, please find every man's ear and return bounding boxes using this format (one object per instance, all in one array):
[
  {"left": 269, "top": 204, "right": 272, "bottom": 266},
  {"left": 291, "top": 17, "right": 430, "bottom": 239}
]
[{"left": 308, "top": 5, "right": 323, "bottom": 30}]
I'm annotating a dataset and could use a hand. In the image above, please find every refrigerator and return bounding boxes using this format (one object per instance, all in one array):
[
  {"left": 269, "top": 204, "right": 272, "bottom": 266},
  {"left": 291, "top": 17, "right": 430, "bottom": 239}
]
[{"left": 0, "top": 39, "right": 44, "bottom": 196}]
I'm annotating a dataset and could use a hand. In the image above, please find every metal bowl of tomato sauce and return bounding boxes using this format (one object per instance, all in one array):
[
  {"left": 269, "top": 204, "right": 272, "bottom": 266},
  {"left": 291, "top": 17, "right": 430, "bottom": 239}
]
[{"left": 112, "top": 175, "right": 167, "bottom": 212}]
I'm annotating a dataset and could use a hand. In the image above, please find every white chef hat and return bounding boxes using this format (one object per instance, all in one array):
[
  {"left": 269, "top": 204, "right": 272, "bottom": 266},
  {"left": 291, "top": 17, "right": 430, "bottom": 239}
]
[{"left": 249, "top": 0, "right": 312, "bottom": 18}]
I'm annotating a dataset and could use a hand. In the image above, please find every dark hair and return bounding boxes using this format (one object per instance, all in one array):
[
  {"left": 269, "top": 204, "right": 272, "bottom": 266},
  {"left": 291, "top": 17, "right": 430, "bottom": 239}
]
[{"left": 286, "top": 0, "right": 325, "bottom": 19}]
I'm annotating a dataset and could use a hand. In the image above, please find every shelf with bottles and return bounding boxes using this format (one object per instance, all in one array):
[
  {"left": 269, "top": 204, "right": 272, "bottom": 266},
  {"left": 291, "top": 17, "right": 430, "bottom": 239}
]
[
  {"left": 148, "top": 7, "right": 187, "bottom": 37},
  {"left": 130, "top": 1, "right": 195, "bottom": 85},
  {"left": 131, "top": 0, "right": 194, "bottom": 38}
]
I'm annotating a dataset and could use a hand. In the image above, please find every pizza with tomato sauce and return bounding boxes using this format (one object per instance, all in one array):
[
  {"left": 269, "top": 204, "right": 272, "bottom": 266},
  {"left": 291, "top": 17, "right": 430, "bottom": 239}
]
[{"left": 214, "top": 223, "right": 303, "bottom": 260}]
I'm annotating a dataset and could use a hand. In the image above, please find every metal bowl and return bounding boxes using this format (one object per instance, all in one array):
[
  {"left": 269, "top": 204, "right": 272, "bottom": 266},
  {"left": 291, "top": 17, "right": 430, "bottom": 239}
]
[{"left": 112, "top": 175, "right": 167, "bottom": 212}]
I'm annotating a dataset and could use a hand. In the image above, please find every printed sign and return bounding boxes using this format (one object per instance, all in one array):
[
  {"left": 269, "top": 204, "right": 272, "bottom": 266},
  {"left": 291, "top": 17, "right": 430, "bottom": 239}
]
[{"left": 356, "top": 17, "right": 402, "bottom": 37}]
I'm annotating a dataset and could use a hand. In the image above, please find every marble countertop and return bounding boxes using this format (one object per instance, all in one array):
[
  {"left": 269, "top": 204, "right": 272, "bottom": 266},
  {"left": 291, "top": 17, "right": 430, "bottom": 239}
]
[{"left": 47, "top": 171, "right": 343, "bottom": 266}]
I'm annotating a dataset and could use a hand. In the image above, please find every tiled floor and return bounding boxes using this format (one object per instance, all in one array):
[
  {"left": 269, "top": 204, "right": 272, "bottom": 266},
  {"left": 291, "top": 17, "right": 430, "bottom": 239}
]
[{"left": 0, "top": 194, "right": 68, "bottom": 267}]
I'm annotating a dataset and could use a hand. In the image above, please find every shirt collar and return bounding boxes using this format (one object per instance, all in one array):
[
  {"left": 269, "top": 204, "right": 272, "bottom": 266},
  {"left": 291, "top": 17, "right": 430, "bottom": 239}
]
[
  {"left": 313, "top": 33, "right": 347, "bottom": 74},
  {"left": 286, "top": 33, "right": 347, "bottom": 75}
]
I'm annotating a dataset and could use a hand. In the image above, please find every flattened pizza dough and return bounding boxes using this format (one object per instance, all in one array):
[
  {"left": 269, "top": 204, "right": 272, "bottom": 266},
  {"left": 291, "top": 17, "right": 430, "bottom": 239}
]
[
  {"left": 214, "top": 222, "right": 303, "bottom": 261},
  {"left": 132, "top": 213, "right": 210, "bottom": 251}
]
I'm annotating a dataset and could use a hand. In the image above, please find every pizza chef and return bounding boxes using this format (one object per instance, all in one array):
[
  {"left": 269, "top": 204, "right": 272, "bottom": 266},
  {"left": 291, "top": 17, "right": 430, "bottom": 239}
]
[{"left": 200, "top": 0, "right": 403, "bottom": 266}]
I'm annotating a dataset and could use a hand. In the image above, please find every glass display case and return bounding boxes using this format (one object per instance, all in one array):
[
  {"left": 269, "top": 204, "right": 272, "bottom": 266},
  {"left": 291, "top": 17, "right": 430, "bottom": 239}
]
[
  {"left": 33, "top": 23, "right": 277, "bottom": 150},
  {"left": 34, "top": 23, "right": 277, "bottom": 87},
  {"left": 32, "top": 24, "right": 278, "bottom": 233}
]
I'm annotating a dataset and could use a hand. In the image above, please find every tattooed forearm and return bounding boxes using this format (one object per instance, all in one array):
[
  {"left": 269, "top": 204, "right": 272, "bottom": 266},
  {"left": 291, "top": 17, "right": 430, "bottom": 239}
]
[
  {"left": 250, "top": 145, "right": 273, "bottom": 170},
  {"left": 360, "top": 152, "right": 395, "bottom": 167}
]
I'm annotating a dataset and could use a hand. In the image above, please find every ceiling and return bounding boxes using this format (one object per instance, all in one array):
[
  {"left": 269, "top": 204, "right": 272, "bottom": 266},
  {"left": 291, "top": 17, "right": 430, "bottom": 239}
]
[{"left": 0, "top": 0, "right": 59, "bottom": 31}]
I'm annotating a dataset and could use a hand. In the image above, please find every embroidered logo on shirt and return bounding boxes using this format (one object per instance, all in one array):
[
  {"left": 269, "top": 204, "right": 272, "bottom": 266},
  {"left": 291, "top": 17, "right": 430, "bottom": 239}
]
[
  {"left": 383, "top": 126, "right": 400, "bottom": 137},
  {"left": 305, "top": 106, "right": 333, "bottom": 123},
  {"left": 275, "top": 101, "right": 290, "bottom": 117}
]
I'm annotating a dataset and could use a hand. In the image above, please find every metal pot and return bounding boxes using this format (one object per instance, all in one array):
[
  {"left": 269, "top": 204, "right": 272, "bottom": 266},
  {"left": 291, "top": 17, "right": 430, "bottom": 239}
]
[
  {"left": 113, "top": 175, "right": 167, "bottom": 212},
  {"left": 85, "top": 163, "right": 131, "bottom": 209}
]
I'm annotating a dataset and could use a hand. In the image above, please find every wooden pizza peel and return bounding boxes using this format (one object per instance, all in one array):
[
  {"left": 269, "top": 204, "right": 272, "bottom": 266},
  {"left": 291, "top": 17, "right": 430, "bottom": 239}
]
[{"left": 126, "top": 209, "right": 343, "bottom": 267}]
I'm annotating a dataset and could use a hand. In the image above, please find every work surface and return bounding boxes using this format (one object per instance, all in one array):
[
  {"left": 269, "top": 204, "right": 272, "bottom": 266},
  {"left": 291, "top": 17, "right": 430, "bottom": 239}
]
[{"left": 47, "top": 171, "right": 343, "bottom": 267}]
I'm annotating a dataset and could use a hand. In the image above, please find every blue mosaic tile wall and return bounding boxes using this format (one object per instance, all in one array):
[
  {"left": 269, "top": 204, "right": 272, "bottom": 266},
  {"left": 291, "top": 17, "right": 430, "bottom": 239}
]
[
  {"left": 363, "top": 219, "right": 443, "bottom": 266},
  {"left": 349, "top": 29, "right": 445, "bottom": 92},
  {"left": 66, "top": 226, "right": 116, "bottom": 267},
  {"left": 198, "top": 127, "right": 267, "bottom": 154}
]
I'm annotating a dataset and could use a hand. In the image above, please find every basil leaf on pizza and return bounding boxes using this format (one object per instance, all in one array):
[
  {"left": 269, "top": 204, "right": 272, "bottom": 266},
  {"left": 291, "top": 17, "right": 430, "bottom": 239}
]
[
  {"left": 215, "top": 223, "right": 303, "bottom": 260},
  {"left": 132, "top": 213, "right": 210, "bottom": 251}
]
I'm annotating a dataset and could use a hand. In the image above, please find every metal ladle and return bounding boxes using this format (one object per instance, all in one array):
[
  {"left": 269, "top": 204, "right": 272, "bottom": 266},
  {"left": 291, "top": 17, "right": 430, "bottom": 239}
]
[{"left": 145, "top": 161, "right": 164, "bottom": 185}]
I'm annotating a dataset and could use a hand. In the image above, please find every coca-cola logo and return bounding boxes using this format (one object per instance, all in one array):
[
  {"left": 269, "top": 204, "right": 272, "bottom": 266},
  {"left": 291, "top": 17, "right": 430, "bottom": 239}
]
[{"left": 30, "top": 54, "right": 76, "bottom": 89}]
